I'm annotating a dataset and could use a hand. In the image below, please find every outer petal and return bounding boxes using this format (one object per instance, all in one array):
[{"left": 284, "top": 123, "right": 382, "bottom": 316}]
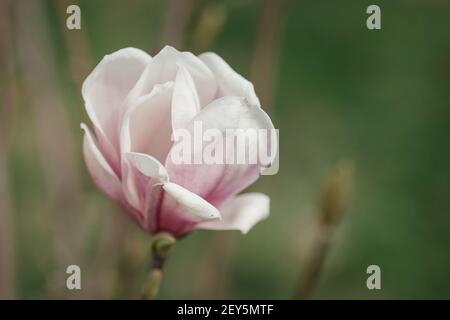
[
  {"left": 122, "top": 152, "right": 169, "bottom": 232},
  {"left": 156, "top": 182, "right": 221, "bottom": 236},
  {"left": 165, "top": 96, "right": 276, "bottom": 207},
  {"left": 195, "top": 193, "right": 269, "bottom": 234},
  {"left": 82, "top": 48, "right": 151, "bottom": 171},
  {"left": 126, "top": 152, "right": 169, "bottom": 184},
  {"left": 124, "top": 153, "right": 221, "bottom": 235},
  {"left": 125, "top": 46, "right": 216, "bottom": 109},
  {"left": 163, "top": 182, "right": 221, "bottom": 221},
  {"left": 81, "top": 123, "right": 122, "bottom": 200},
  {"left": 123, "top": 151, "right": 169, "bottom": 205},
  {"left": 199, "top": 52, "right": 260, "bottom": 106}
]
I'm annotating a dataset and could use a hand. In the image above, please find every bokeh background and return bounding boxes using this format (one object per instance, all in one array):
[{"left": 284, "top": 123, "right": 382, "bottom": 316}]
[{"left": 1, "top": 0, "right": 450, "bottom": 299}]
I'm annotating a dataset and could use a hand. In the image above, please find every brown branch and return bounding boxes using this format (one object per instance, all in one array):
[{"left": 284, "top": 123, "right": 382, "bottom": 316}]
[
  {"left": 0, "top": 0, "right": 16, "bottom": 299},
  {"left": 250, "top": 0, "right": 289, "bottom": 111},
  {"left": 193, "top": 232, "right": 236, "bottom": 299},
  {"left": 293, "top": 160, "right": 354, "bottom": 299},
  {"left": 14, "top": 0, "right": 83, "bottom": 297},
  {"left": 188, "top": 2, "right": 227, "bottom": 52},
  {"left": 52, "top": 0, "right": 92, "bottom": 88},
  {"left": 159, "top": 0, "right": 198, "bottom": 49}
]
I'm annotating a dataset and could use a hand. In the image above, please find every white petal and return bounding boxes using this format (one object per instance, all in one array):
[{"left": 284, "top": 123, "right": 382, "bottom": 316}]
[
  {"left": 172, "top": 65, "right": 201, "bottom": 131},
  {"left": 120, "top": 152, "right": 169, "bottom": 213},
  {"left": 126, "top": 152, "right": 169, "bottom": 183},
  {"left": 80, "top": 123, "right": 122, "bottom": 200},
  {"left": 162, "top": 182, "right": 221, "bottom": 221},
  {"left": 196, "top": 193, "right": 269, "bottom": 234},
  {"left": 165, "top": 96, "right": 277, "bottom": 206},
  {"left": 191, "top": 96, "right": 273, "bottom": 132},
  {"left": 126, "top": 46, "right": 216, "bottom": 108},
  {"left": 199, "top": 52, "right": 260, "bottom": 106},
  {"left": 120, "top": 82, "right": 174, "bottom": 163},
  {"left": 121, "top": 158, "right": 141, "bottom": 210},
  {"left": 82, "top": 48, "right": 151, "bottom": 148}
]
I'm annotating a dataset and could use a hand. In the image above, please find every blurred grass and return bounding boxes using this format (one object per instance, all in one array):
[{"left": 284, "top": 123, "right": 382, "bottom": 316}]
[{"left": 3, "top": 0, "right": 450, "bottom": 299}]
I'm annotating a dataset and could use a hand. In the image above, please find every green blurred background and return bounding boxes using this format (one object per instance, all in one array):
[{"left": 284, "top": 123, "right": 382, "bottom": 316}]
[{"left": 1, "top": 0, "right": 450, "bottom": 299}]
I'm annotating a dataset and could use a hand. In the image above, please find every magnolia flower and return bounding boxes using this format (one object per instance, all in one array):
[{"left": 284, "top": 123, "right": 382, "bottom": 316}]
[{"left": 81, "top": 46, "right": 276, "bottom": 237}]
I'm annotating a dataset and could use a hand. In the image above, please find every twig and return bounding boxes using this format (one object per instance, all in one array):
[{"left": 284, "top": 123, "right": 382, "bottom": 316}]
[
  {"left": 0, "top": 0, "right": 15, "bottom": 299},
  {"left": 293, "top": 160, "right": 354, "bottom": 299},
  {"left": 159, "top": 0, "right": 197, "bottom": 49},
  {"left": 14, "top": 0, "right": 83, "bottom": 297},
  {"left": 193, "top": 233, "right": 236, "bottom": 299},
  {"left": 250, "top": 0, "right": 289, "bottom": 111},
  {"left": 52, "top": 0, "right": 92, "bottom": 88},
  {"left": 188, "top": 2, "right": 227, "bottom": 52}
]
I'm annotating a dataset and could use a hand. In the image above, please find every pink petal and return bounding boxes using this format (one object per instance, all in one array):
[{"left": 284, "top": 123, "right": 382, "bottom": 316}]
[
  {"left": 125, "top": 46, "right": 217, "bottom": 109},
  {"left": 199, "top": 52, "right": 260, "bottom": 106},
  {"left": 172, "top": 65, "right": 201, "bottom": 131},
  {"left": 81, "top": 123, "right": 122, "bottom": 200},
  {"left": 82, "top": 48, "right": 151, "bottom": 171},
  {"left": 195, "top": 193, "right": 270, "bottom": 234},
  {"left": 165, "top": 96, "right": 276, "bottom": 208},
  {"left": 156, "top": 182, "right": 221, "bottom": 236},
  {"left": 125, "top": 152, "right": 221, "bottom": 235},
  {"left": 120, "top": 82, "right": 174, "bottom": 164},
  {"left": 81, "top": 123, "right": 143, "bottom": 225},
  {"left": 122, "top": 152, "right": 169, "bottom": 232},
  {"left": 163, "top": 182, "right": 221, "bottom": 220},
  {"left": 126, "top": 152, "right": 169, "bottom": 184}
]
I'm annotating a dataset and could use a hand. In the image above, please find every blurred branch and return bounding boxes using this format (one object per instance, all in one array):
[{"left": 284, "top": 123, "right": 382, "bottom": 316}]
[
  {"left": 160, "top": 0, "right": 198, "bottom": 49},
  {"left": 191, "top": 0, "right": 288, "bottom": 299},
  {"left": 14, "top": 0, "right": 83, "bottom": 297},
  {"left": 0, "top": 0, "right": 15, "bottom": 299},
  {"left": 52, "top": 0, "right": 92, "bottom": 88},
  {"left": 193, "top": 233, "right": 236, "bottom": 299},
  {"left": 293, "top": 160, "right": 354, "bottom": 299},
  {"left": 188, "top": 2, "right": 227, "bottom": 52},
  {"left": 53, "top": 0, "right": 145, "bottom": 299},
  {"left": 110, "top": 217, "right": 145, "bottom": 299},
  {"left": 250, "top": 0, "right": 289, "bottom": 111}
]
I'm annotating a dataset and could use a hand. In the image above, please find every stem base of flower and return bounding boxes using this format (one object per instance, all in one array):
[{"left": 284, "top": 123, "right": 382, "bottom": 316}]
[{"left": 141, "top": 232, "right": 176, "bottom": 300}]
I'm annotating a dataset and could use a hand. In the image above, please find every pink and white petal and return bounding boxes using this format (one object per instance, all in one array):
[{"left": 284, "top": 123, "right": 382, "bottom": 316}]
[
  {"left": 172, "top": 65, "right": 201, "bottom": 131},
  {"left": 199, "top": 52, "right": 260, "bottom": 106},
  {"left": 165, "top": 96, "right": 276, "bottom": 207},
  {"left": 126, "top": 152, "right": 169, "bottom": 184},
  {"left": 120, "top": 82, "right": 174, "bottom": 164},
  {"left": 124, "top": 152, "right": 170, "bottom": 233},
  {"left": 122, "top": 152, "right": 169, "bottom": 212},
  {"left": 195, "top": 193, "right": 269, "bottom": 234},
  {"left": 154, "top": 182, "right": 221, "bottom": 236},
  {"left": 81, "top": 123, "right": 123, "bottom": 201},
  {"left": 163, "top": 183, "right": 221, "bottom": 221},
  {"left": 121, "top": 158, "right": 141, "bottom": 211},
  {"left": 121, "top": 151, "right": 168, "bottom": 212},
  {"left": 126, "top": 46, "right": 216, "bottom": 108},
  {"left": 82, "top": 47, "right": 151, "bottom": 155},
  {"left": 95, "top": 130, "right": 122, "bottom": 177}
]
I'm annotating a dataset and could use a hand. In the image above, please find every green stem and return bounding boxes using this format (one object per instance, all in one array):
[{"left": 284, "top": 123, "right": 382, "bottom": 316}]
[{"left": 141, "top": 232, "right": 176, "bottom": 300}]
